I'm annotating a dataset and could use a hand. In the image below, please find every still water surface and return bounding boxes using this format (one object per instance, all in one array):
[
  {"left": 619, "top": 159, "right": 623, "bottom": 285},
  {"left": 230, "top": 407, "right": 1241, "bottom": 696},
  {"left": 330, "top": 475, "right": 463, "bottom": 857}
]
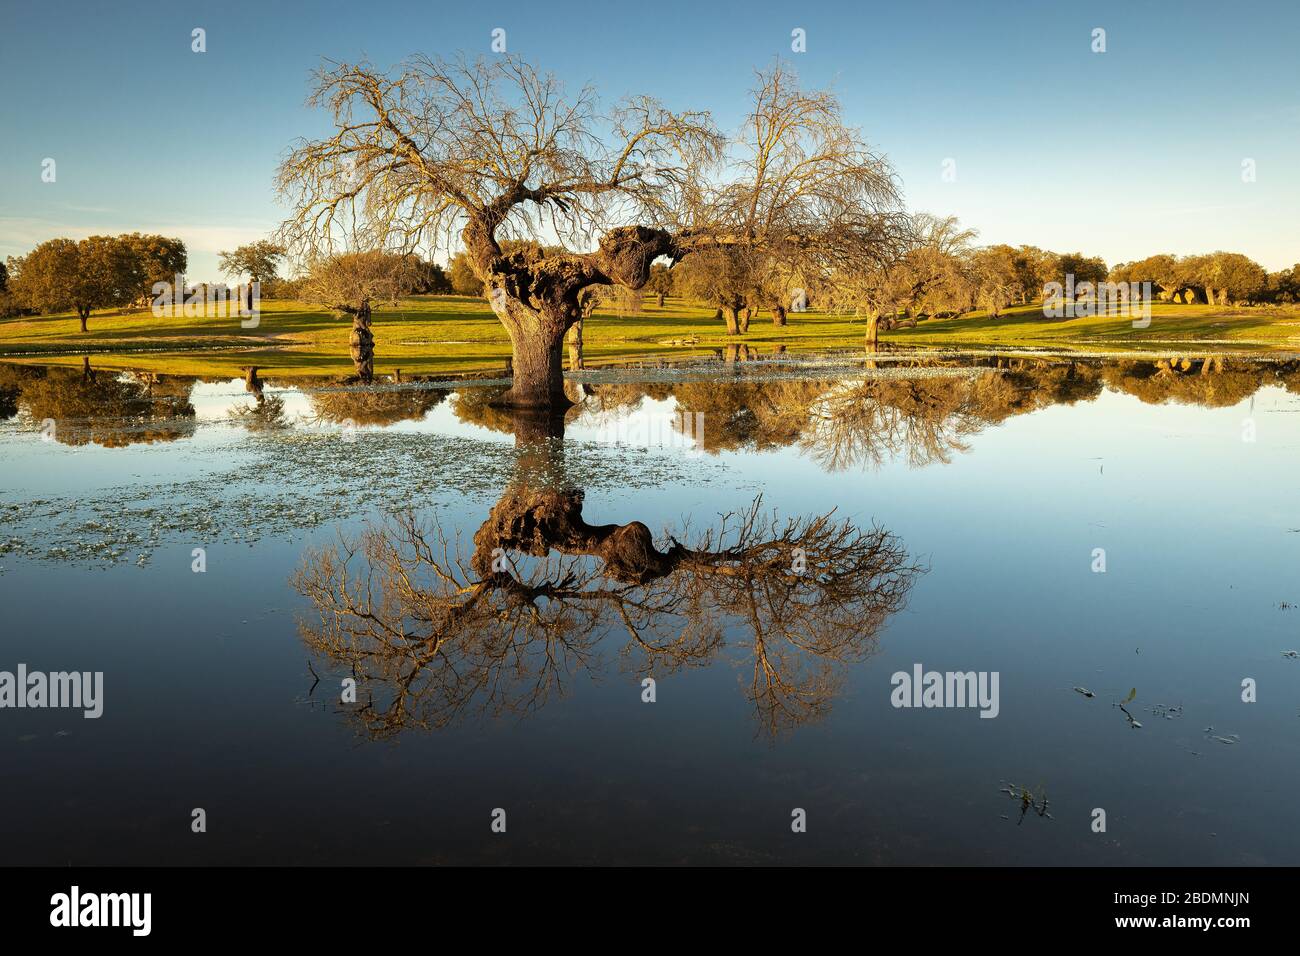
[{"left": 2, "top": 354, "right": 1298, "bottom": 864}]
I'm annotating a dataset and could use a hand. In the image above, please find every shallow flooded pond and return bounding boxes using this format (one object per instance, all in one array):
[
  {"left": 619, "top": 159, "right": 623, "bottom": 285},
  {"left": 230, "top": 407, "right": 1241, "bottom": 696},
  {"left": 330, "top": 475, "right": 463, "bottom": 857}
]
[{"left": 2, "top": 353, "right": 1299, "bottom": 865}]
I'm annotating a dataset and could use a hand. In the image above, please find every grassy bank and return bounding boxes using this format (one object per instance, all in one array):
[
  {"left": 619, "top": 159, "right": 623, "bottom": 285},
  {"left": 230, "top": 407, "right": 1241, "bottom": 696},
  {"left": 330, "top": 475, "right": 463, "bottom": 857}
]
[
  {"left": 2, "top": 295, "right": 1297, "bottom": 379},
  {"left": 0, "top": 296, "right": 877, "bottom": 378},
  {"left": 885, "top": 301, "right": 1300, "bottom": 350}
]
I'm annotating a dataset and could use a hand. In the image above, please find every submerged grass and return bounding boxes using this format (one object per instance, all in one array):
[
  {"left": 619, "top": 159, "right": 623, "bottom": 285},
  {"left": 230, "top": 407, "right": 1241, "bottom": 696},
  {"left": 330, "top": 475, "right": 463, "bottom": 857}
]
[{"left": 0, "top": 413, "right": 731, "bottom": 567}]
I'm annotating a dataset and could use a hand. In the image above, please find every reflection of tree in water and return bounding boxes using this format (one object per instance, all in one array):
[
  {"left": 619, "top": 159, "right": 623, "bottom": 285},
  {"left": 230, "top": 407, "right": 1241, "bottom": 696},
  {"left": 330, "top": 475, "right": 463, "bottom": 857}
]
[
  {"left": 1101, "top": 357, "right": 1267, "bottom": 408},
  {"left": 571, "top": 356, "right": 1300, "bottom": 471},
  {"left": 0, "top": 359, "right": 196, "bottom": 447},
  {"left": 293, "top": 409, "right": 922, "bottom": 740},
  {"left": 305, "top": 379, "right": 451, "bottom": 427},
  {"left": 228, "top": 367, "right": 291, "bottom": 432},
  {"left": 448, "top": 384, "right": 518, "bottom": 434},
  {"left": 1277, "top": 364, "right": 1300, "bottom": 397},
  {"left": 671, "top": 380, "right": 828, "bottom": 453},
  {"left": 804, "top": 377, "right": 985, "bottom": 470},
  {"left": 805, "top": 362, "right": 1108, "bottom": 470},
  {"left": 451, "top": 384, "right": 588, "bottom": 436},
  {"left": 0, "top": 365, "right": 30, "bottom": 421},
  {"left": 577, "top": 374, "right": 991, "bottom": 469},
  {"left": 968, "top": 360, "right": 1104, "bottom": 423}
]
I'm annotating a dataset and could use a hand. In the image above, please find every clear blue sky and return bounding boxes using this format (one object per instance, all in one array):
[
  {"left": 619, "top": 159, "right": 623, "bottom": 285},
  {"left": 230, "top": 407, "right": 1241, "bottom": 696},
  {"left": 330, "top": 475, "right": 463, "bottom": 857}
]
[{"left": 2, "top": 0, "right": 1297, "bottom": 279}]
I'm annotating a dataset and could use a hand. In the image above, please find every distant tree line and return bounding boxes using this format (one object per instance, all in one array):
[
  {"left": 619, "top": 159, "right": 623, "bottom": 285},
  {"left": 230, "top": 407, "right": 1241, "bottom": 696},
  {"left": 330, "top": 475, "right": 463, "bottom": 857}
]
[
  {"left": 5, "top": 225, "right": 1296, "bottom": 341},
  {"left": 4, "top": 234, "right": 186, "bottom": 330},
  {"left": 806, "top": 216, "right": 1300, "bottom": 333},
  {"left": 1108, "top": 252, "right": 1295, "bottom": 306},
  {"left": 437, "top": 223, "right": 1299, "bottom": 336}
]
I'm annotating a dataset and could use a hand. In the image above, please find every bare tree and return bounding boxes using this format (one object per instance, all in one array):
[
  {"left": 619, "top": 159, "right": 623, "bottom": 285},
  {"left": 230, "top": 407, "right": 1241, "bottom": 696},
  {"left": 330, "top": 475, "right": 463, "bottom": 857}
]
[
  {"left": 277, "top": 56, "right": 900, "bottom": 409},
  {"left": 278, "top": 55, "right": 719, "bottom": 408},
  {"left": 708, "top": 63, "right": 905, "bottom": 328}
]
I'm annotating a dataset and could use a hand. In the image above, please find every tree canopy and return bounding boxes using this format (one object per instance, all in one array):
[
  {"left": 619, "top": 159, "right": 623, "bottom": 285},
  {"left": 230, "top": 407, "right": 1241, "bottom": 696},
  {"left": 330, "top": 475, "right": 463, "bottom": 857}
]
[
  {"left": 7, "top": 236, "right": 139, "bottom": 331},
  {"left": 218, "top": 240, "right": 286, "bottom": 283}
]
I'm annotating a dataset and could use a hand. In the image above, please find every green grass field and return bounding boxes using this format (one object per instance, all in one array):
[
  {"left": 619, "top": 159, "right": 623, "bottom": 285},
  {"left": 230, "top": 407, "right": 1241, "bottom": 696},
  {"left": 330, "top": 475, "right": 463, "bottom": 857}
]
[
  {"left": 2, "top": 294, "right": 1297, "bottom": 379},
  {"left": 887, "top": 301, "right": 1300, "bottom": 350}
]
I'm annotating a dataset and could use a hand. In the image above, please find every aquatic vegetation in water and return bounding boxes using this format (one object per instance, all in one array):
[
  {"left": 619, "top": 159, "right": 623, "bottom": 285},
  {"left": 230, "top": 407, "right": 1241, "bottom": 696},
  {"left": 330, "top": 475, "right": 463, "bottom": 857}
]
[
  {"left": 1149, "top": 702, "right": 1184, "bottom": 720},
  {"left": 0, "top": 424, "right": 730, "bottom": 567},
  {"left": 1116, "top": 687, "right": 1142, "bottom": 729},
  {"left": 1076, "top": 686, "right": 1149, "bottom": 728},
  {"left": 1203, "top": 727, "right": 1240, "bottom": 745},
  {"left": 1000, "top": 783, "right": 1053, "bottom": 824}
]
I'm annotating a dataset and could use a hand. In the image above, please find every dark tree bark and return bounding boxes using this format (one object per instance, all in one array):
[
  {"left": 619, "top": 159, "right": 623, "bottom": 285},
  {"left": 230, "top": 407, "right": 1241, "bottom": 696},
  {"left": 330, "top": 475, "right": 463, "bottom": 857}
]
[
  {"left": 500, "top": 318, "right": 569, "bottom": 409},
  {"left": 464, "top": 222, "right": 676, "bottom": 410},
  {"left": 567, "top": 317, "right": 584, "bottom": 371},
  {"left": 77, "top": 306, "right": 90, "bottom": 333},
  {"left": 244, "top": 366, "right": 263, "bottom": 400},
  {"left": 771, "top": 304, "right": 787, "bottom": 326},
  {"left": 348, "top": 299, "right": 374, "bottom": 382}
]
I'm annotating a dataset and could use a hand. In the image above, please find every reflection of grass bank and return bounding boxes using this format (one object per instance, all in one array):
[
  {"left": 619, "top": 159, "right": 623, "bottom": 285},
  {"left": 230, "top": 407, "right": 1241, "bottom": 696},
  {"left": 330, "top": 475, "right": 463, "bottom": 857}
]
[{"left": 2, "top": 296, "right": 1298, "bottom": 379}]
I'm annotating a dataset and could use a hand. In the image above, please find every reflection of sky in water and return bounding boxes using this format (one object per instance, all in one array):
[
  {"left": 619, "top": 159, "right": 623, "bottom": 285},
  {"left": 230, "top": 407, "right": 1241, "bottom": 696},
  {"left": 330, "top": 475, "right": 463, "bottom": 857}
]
[{"left": 2, "top": 365, "right": 1299, "bottom": 865}]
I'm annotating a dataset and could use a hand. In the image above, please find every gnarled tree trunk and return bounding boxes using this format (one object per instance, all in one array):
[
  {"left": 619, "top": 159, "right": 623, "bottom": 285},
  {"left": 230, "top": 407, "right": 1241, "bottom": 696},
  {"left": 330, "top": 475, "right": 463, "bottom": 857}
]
[
  {"left": 465, "top": 222, "right": 676, "bottom": 411},
  {"left": 502, "top": 327, "right": 568, "bottom": 409},
  {"left": 771, "top": 304, "right": 787, "bottom": 326},
  {"left": 349, "top": 299, "right": 374, "bottom": 382}
]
